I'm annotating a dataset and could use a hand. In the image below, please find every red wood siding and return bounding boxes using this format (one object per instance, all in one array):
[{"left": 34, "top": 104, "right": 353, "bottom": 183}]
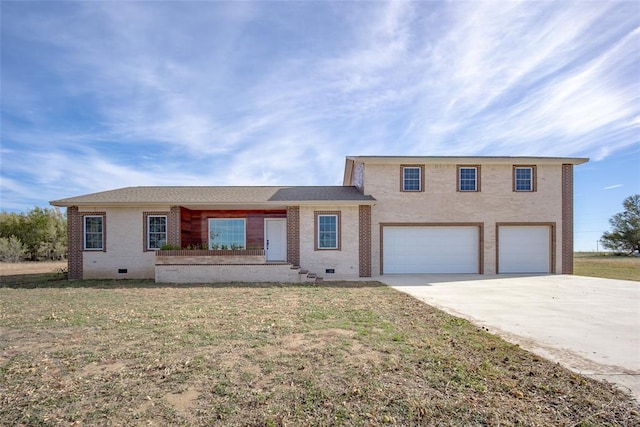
[
  {"left": 180, "top": 207, "right": 193, "bottom": 246},
  {"left": 180, "top": 208, "right": 286, "bottom": 249}
]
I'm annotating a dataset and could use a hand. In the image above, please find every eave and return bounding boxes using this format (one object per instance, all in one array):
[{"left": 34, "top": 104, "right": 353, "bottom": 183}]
[
  {"left": 50, "top": 200, "right": 377, "bottom": 210},
  {"left": 345, "top": 155, "right": 589, "bottom": 165}
]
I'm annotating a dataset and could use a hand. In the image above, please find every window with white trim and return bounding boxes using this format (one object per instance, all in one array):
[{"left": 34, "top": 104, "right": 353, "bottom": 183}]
[
  {"left": 402, "top": 166, "right": 422, "bottom": 192},
  {"left": 84, "top": 216, "right": 103, "bottom": 250},
  {"left": 317, "top": 214, "right": 339, "bottom": 249},
  {"left": 147, "top": 215, "right": 167, "bottom": 250},
  {"left": 458, "top": 166, "right": 478, "bottom": 192},
  {"left": 208, "top": 218, "right": 246, "bottom": 249},
  {"left": 514, "top": 166, "right": 534, "bottom": 192}
]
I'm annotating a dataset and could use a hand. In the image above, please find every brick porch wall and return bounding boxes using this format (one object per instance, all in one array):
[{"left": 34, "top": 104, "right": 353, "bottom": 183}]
[
  {"left": 287, "top": 206, "right": 300, "bottom": 266},
  {"left": 169, "top": 206, "right": 181, "bottom": 247},
  {"left": 359, "top": 205, "right": 372, "bottom": 277}
]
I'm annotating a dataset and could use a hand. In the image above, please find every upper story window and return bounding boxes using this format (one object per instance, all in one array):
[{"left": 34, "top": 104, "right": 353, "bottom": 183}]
[
  {"left": 84, "top": 215, "right": 104, "bottom": 251},
  {"left": 401, "top": 165, "right": 424, "bottom": 192},
  {"left": 458, "top": 166, "right": 480, "bottom": 192},
  {"left": 315, "top": 211, "right": 341, "bottom": 250},
  {"left": 514, "top": 166, "right": 536, "bottom": 192},
  {"left": 147, "top": 215, "right": 167, "bottom": 250},
  {"left": 208, "top": 218, "right": 246, "bottom": 249}
]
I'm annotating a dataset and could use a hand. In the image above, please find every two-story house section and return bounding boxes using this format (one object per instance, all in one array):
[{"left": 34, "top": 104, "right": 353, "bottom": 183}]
[{"left": 343, "top": 156, "right": 588, "bottom": 276}]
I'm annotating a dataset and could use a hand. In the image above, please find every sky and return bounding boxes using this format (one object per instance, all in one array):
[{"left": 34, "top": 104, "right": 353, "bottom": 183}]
[{"left": 1, "top": 1, "right": 638, "bottom": 252}]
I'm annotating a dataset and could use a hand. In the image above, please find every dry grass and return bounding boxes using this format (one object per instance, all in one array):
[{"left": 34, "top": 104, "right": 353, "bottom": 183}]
[
  {"left": 0, "top": 261, "right": 67, "bottom": 275},
  {"left": 574, "top": 253, "right": 640, "bottom": 282},
  {"left": 1, "top": 272, "right": 638, "bottom": 425}
]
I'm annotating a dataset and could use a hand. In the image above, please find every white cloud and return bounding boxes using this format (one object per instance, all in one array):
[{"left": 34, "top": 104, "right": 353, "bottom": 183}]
[
  {"left": 1, "top": 1, "right": 638, "bottom": 211},
  {"left": 418, "top": 4, "right": 636, "bottom": 156}
]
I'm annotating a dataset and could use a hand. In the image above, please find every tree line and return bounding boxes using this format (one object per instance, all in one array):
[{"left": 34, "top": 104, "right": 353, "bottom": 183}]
[{"left": 0, "top": 207, "right": 67, "bottom": 262}]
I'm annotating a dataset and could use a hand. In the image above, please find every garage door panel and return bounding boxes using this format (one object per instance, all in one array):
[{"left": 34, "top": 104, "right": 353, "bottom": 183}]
[
  {"left": 383, "top": 226, "right": 479, "bottom": 274},
  {"left": 498, "top": 226, "right": 550, "bottom": 273}
]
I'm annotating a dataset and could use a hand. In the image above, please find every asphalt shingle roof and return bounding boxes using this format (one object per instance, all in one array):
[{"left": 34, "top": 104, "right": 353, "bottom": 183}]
[{"left": 50, "top": 186, "right": 375, "bottom": 207}]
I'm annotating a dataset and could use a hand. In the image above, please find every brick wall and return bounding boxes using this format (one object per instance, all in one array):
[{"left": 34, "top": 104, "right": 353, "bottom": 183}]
[
  {"left": 67, "top": 206, "right": 83, "bottom": 279},
  {"left": 359, "top": 205, "right": 371, "bottom": 277},
  {"left": 299, "top": 205, "right": 360, "bottom": 279},
  {"left": 561, "top": 164, "right": 574, "bottom": 274},
  {"left": 364, "top": 162, "right": 565, "bottom": 274},
  {"left": 286, "top": 206, "right": 300, "bottom": 266},
  {"left": 169, "top": 206, "right": 181, "bottom": 247}
]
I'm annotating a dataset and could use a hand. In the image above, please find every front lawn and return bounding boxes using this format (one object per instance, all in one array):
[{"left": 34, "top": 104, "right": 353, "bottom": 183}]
[{"left": 1, "top": 280, "right": 638, "bottom": 426}]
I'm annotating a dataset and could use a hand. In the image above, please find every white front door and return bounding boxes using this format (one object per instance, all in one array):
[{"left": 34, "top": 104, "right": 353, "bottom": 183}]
[{"left": 265, "top": 219, "right": 287, "bottom": 262}]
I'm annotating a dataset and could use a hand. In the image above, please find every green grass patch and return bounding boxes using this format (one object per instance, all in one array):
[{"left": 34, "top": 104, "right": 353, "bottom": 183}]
[
  {"left": 1, "top": 279, "right": 638, "bottom": 425},
  {"left": 574, "top": 252, "right": 640, "bottom": 281}
]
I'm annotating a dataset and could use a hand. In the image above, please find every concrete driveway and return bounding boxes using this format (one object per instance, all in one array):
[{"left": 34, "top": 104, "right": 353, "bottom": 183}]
[{"left": 377, "top": 274, "right": 640, "bottom": 400}]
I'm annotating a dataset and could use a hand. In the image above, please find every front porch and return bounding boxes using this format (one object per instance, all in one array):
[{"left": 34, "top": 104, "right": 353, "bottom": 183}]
[
  {"left": 154, "top": 249, "right": 319, "bottom": 283},
  {"left": 177, "top": 207, "right": 291, "bottom": 262},
  {"left": 155, "top": 206, "right": 319, "bottom": 283}
]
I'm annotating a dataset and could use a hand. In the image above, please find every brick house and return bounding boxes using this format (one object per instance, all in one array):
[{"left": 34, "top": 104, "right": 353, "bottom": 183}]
[{"left": 50, "top": 155, "right": 588, "bottom": 282}]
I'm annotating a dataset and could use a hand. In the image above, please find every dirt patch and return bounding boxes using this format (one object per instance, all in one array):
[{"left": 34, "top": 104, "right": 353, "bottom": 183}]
[
  {"left": 279, "top": 328, "right": 355, "bottom": 353},
  {"left": 79, "top": 360, "right": 126, "bottom": 378},
  {"left": 0, "top": 261, "right": 68, "bottom": 287},
  {"left": 165, "top": 387, "right": 200, "bottom": 412}
]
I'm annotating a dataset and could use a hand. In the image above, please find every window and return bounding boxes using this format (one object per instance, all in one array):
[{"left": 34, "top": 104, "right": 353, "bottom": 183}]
[
  {"left": 401, "top": 165, "right": 423, "bottom": 192},
  {"left": 318, "top": 215, "right": 337, "bottom": 249},
  {"left": 147, "top": 215, "right": 167, "bottom": 250},
  {"left": 84, "top": 215, "right": 104, "bottom": 250},
  {"left": 458, "top": 166, "right": 479, "bottom": 192},
  {"left": 315, "top": 212, "right": 341, "bottom": 250},
  {"left": 208, "top": 218, "right": 246, "bottom": 249},
  {"left": 514, "top": 166, "right": 535, "bottom": 192}
]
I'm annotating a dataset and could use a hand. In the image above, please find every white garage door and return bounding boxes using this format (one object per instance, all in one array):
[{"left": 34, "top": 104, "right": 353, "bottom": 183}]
[
  {"left": 383, "top": 226, "right": 479, "bottom": 274},
  {"left": 498, "top": 226, "right": 551, "bottom": 273}
]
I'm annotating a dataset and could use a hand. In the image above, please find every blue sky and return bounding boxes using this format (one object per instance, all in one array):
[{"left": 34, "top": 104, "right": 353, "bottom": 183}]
[{"left": 1, "top": 1, "right": 638, "bottom": 251}]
